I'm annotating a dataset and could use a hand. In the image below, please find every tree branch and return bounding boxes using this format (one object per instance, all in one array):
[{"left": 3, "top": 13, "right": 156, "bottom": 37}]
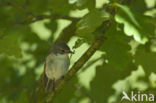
[
  {"left": 34, "top": 1, "right": 119, "bottom": 103},
  {"left": 81, "top": 54, "right": 105, "bottom": 72},
  {"left": 46, "top": 20, "right": 112, "bottom": 103},
  {"left": 55, "top": 19, "right": 78, "bottom": 43},
  {"left": 25, "top": 14, "right": 80, "bottom": 24},
  {"left": 0, "top": 1, "right": 80, "bottom": 24},
  {"left": 38, "top": 1, "right": 133, "bottom": 102}
]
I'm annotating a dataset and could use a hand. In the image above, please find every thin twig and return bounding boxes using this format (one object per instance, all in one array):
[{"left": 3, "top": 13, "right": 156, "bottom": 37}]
[
  {"left": 27, "top": 14, "right": 80, "bottom": 24},
  {"left": 55, "top": 19, "right": 79, "bottom": 43},
  {"left": 81, "top": 54, "right": 105, "bottom": 72},
  {"left": 0, "top": 1, "right": 80, "bottom": 24}
]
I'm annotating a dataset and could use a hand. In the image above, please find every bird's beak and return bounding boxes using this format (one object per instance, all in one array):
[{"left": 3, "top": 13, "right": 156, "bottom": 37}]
[{"left": 69, "top": 50, "right": 74, "bottom": 54}]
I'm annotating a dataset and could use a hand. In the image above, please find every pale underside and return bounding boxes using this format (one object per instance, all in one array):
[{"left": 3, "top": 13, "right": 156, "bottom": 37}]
[{"left": 45, "top": 53, "right": 70, "bottom": 81}]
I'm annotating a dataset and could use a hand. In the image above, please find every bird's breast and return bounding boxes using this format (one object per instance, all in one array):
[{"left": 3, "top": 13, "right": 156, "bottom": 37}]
[{"left": 45, "top": 53, "right": 70, "bottom": 80}]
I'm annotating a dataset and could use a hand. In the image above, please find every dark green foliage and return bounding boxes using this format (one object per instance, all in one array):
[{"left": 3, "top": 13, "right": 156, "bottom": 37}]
[{"left": 0, "top": 0, "right": 156, "bottom": 103}]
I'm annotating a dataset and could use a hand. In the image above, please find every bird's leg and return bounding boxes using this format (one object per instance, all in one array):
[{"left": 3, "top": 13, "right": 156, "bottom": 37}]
[
  {"left": 45, "top": 79, "right": 50, "bottom": 92},
  {"left": 52, "top": 79, "right": 55, "bottom": 92},
  {"left": 61, "top": 76, "right": 64, "bottom": 79}
]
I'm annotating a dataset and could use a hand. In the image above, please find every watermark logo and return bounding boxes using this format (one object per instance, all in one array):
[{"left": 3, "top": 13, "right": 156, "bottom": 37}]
[{"left": 121, "top": 91, "right": 155, "bottom": 102}]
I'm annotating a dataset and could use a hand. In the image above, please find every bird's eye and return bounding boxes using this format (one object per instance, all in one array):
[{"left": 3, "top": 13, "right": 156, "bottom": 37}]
[{"left": 61, "top": 49, "right": 65, "bottom": 53}]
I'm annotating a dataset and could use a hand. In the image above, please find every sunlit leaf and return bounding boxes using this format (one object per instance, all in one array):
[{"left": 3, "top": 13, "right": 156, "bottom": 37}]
[
  {"left": 76, "top": 9, "right": 110, "bottom": 43},
  {"left": 114, "top": 3, "right": 154, "bottom": 44},
  {"left": 76, "top": 9, "right": 110, "bottom": 35},
  {"left": 75, "top": 0, "right": 95, "bottom": 10}
]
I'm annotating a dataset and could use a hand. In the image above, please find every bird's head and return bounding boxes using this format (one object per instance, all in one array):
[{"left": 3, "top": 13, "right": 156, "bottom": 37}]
[{"left": 51, "top": 42, "right": 74, "bottom": 55}]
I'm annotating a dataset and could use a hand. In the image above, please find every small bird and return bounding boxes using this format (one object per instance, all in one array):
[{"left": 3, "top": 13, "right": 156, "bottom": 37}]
[{"left": 43, "top": 42, "right": 74, "bottom": 92}]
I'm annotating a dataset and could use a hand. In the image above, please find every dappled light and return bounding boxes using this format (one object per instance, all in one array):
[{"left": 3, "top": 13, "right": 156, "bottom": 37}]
[{"left": 0, "top": 0, "right": 156, "bottom": 103}]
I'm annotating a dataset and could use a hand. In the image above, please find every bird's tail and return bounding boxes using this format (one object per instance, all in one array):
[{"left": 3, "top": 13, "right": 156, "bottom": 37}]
[{"left": 43, "top": 72, "right": 55, "bottom": 93}]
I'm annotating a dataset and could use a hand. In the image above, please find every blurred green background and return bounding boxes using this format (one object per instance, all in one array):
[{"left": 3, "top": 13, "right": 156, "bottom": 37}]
[{"left": 0, "top": 0, "right": 156, "bottom": 103}]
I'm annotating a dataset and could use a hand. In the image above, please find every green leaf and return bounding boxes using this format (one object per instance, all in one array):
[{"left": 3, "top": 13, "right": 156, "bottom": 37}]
[
  {"left": 0, "top": 6, "right": 16, "bottom": 28},
  {"left": 15, "top": 90, "right": 29, "bottom": 103},
  {"left": 101, "top": 23, "right": 132, "bottom": 70},
  {"left": 134, "top": 45, "right": 156, "bottom": 75},
  {"left": 129, "top": 0, "right": 147, "bottom": 13},
  {"left": 49, "top": 0, "right": 75, "bottom": 14},
  {"left": 75, "top": 0, "right": 95, "bottom": 10},
  {"left": 26, "top": 0, "right": 49, "bottom": 14},
  {"left": 45, "top": 20, "right": 58, "bottom": 35},
  {"left": 53, "top": 77, "right": 83, "bottom": 103},
  {"left": 72, "top": 38, "right": 86, "bottom": 49},
  {"left": 76, "top": 9, "right": 110, "bottom": 43},
  {"left": 114, "top": 3, "right": 155, "bottom": 44},
  {"left": 76, "top": 9, "right": 110, "bottom": 35},
  {"left": 90, "top": 63, "right": 137, "bottom": 103},
  {"left": 0, "top": 34, "right": 22, "bottom": 58},
  {"left": 0, "top": 56, "right": 15, "bottom": 88}
]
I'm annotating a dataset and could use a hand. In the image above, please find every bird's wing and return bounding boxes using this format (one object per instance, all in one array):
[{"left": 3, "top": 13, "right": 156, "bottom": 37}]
[
  {"left": 65, "top": 56, "right": 70, "bottom": 70},
  {"left": 43, "top": 54, "right": 56, "bottom": 92},
  {"left": 43, "top": 59, "right": 48, "bottom": 89}
]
